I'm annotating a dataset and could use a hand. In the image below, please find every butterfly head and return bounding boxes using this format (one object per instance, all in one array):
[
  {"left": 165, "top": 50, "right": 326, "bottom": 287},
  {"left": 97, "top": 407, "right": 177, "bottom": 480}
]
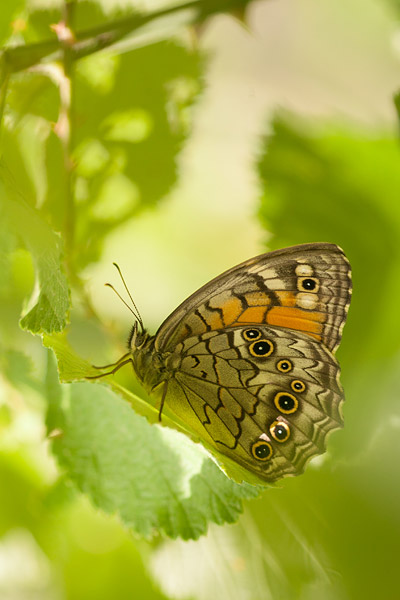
[
  {"left": 128, "top": 320, "right": 149, "bottom": 350},
  {"left": 128, "top": 321, "right": 163, "bottom": 393}
]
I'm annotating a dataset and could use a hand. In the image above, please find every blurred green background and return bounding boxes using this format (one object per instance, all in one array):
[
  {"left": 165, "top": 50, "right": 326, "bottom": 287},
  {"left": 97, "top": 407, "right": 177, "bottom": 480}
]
[{"left": 1, "top": 0, "right": 400, "bottom": 598}]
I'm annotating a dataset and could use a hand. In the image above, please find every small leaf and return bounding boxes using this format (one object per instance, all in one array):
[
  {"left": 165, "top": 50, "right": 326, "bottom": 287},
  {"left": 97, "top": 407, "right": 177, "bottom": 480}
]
[{"left": 0, "top": 162, "right": 70, "bottom": 334}]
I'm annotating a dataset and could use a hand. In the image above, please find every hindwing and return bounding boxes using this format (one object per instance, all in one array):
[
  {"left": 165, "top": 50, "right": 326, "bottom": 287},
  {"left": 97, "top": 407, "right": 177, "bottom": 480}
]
[{"left": 165, "top": 325, "right": 344, "bottom": 482}]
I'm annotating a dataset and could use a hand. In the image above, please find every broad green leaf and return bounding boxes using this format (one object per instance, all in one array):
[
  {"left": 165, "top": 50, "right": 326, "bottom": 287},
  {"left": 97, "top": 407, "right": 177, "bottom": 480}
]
[
  {"left": 7, "top": 71, "right": 60, "bottom": 123},
  {"left": 44, "top": 332, "right": 265, "bottom": 484},
  {"left": 257, "top": 113, "right": 400, "bottom": 364},
  {"left": 44, "top": 332, "right": 268, "bottom": 487},
  {"left": 44, "top": 337, "right": 259, "bottom": 540},
  {"left": 65, "top": 40, "right": 205, "bottom": 268},
  {"left": 43, "top": 332, "right": 160, "bottom": 425},
  {"left": 0, "top": 162, "right": 70, "bottom": 334}
]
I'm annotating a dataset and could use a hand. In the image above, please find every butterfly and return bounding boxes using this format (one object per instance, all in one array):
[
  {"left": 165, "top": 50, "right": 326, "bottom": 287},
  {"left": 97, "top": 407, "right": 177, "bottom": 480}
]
[{"left": 89, "top": 243, "right": 352, "bottom": 484}]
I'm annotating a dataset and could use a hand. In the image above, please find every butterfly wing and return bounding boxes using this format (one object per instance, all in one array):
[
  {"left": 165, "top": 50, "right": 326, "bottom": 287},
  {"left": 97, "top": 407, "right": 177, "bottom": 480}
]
[
  {"left": 155, "top": 243, "right": 352, "bottom": 355},
  {"left": 137, "top": 243, "right": 351, "bottom": 482},
  {"left": 165, "top": 324, "right": 344, "bottom": 482}
]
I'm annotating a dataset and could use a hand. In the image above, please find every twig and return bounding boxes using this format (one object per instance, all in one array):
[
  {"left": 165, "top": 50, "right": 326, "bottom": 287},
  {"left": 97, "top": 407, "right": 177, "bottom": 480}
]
[
  {"left": 53, "top": 1, "right": 76, "bottom": 271},
  {"left": 0, "top": 63, "right": 10, "bottom": 141},
  {"left": 0, "top": 0, "right": 254, "bottom": 74}
]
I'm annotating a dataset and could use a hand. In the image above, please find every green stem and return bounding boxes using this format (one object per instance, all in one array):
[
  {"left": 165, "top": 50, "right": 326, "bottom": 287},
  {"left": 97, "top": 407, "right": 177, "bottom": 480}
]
[
  {"left": 0, "top": 65, "right": 10, "bottom": 142},
  {"left": 0, "top": 0, "right": 254, "bottom": 73},
  {"left": 60, "top": 1, "right": 75, "bottom": 273}
]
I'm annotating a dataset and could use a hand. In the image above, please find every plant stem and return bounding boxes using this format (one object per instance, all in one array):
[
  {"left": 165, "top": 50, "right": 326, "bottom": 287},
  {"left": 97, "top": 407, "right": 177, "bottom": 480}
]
[
  {"left": 0, "top": 64, "right": 10, "bottom": 142},
  {"left": 0, "top": 0, "right": 254, "bottom": 74},
  {"left": 58, "top": 1, "right": 75, "bottom": 272}
]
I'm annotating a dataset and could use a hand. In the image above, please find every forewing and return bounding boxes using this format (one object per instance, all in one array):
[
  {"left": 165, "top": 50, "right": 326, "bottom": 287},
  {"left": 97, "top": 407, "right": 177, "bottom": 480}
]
[{"left": 155, "top": 243, "right": 352, "bottom": 355}]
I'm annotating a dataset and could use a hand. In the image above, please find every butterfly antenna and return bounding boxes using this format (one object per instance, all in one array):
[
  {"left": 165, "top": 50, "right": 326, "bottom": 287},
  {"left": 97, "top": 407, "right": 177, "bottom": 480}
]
[
  {"left": 112, "top": 262, "right": 145, "bottom": 332},
  {"left": 104, "top": 283, "right": 140, "bottom": 321}
]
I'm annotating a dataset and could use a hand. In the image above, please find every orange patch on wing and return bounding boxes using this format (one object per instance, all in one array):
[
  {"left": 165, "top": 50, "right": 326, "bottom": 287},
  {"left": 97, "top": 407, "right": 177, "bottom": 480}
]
[
  {"left": 237, "top": 306, "right": 268, "bottom": 323},
  {"left": 267, "top": 306, "right": 324, "bottom": 337},
  {"left": 218, "top": 296, "right": 243, "bottom": 326},
  {"left": 244, "top": 291, "right": 271, "bottom": 306},
  {"left": 275, "top": 291, "right": 297, "bottom": 307},
  {"left": 306, "top": 332, "right": 322, "bottom": 341},
  {"left": 207, "top": 311, "right": 224, "bottom": 330}
]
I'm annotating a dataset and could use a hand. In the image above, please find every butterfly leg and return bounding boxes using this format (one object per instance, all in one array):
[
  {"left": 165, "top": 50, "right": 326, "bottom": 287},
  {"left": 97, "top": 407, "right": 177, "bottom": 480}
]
[
  {"left": 86, "top": 355, "right": 133, "bottom": 379},
  {"left": 158, "top": 380, "right": 169, "bottom": 422},
  {"left": 90, "top": 352, "right": 131, "bottom": 370}
]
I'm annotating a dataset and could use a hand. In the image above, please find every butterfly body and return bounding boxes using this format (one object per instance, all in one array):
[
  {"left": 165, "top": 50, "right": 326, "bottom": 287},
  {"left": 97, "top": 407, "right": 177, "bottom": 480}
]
[{"left": 110, "top": 243, "right": 351, "bottom": 483}]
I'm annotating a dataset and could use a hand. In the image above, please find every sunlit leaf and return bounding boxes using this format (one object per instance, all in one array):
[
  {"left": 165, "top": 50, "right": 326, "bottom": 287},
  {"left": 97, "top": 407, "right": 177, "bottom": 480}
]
[
  {"left": 0, "top": 162, "right": 70, "bottom": 334},
  {"left": 44, "top": 339, "right": 258, "bottom": 540},
  {"left": 44, "top": 332, "right": 268, "bottom": 487}
]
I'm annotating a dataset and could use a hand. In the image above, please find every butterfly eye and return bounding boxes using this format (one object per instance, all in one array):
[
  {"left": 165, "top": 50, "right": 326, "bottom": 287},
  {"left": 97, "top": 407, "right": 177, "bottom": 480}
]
[
  {"left": 276, "top": 359, "right": 293, "bottom": 372},
  {"left": 242, "top": 329, "right": 262, "bottom": 341},
  {"left": 298, "top": 277, "right": 319, "bottom": 293},
  {"left": 291, "top": 380, "right": 306, "bottom": 393},
  {"left": 274, "top": 392, "right": 299, "bottom": 414},
  {"left": 270, "top": 420, "right": 291, "bottom": 442},
  {"left": 249, "top": 339, "right": 274, "bottom": 357},
  {"left": 251, "top": 440, "right": 273, "bottom": 461}
]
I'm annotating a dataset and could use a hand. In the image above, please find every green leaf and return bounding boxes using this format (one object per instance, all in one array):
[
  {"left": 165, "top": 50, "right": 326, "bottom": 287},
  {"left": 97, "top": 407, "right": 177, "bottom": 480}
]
[
  {"left": 66, "top": 40, "right": 205, "bottom": 268},
  {"left": 7, "top": 71, "right": 60, "bottom": 123},
  {"left": 257, "top": 112, "right": 400, "bottom": 365},
  {"left": 7, "top": 4, "right": 206, "bottom": 271},
  {"left": 0, "top": 348, "right": 41, "bottom": 393},
  {"left": 43, "top": 332, "right": 160, "bottom": 425},
  {"left": 44, "top": 336, "right": 259, "bottom": 540},
  {"left": 44, "top": 332, "right": 268, "bottom": 487},
  {"left": 0, "top": 162, "right": 70, "bottom": 334}
]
